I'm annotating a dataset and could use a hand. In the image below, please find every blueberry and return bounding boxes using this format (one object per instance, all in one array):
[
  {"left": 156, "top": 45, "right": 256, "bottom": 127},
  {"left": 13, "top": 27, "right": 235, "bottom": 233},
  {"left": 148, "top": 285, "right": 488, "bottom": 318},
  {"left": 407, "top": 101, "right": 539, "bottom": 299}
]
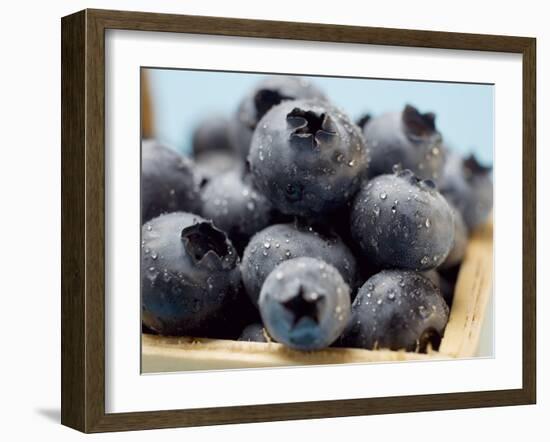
[
  {"left": 192, "top": 116, "right": 244, "bottom": 186},
  {"left": 238, "top": 323, "right": 269, "bottom": 342},
  {"left": 141, "top": 139, "right": 201, "bottom": 223},
  {"left": 363, "top": 105, "right": 445, "bottom": 181},
  {"left": 229, "top": 76, "right": 327, "bottom": 158},
  {"left": 438, "top": 151, "right": 493, "bottom": 231},
  {"left": 350, "top": 170, "right": 454, "bottom": 270},
  {"left": 259, "top": 257, "right": 351, "bottom": 350},
  {"left": 192, "top": 115, "right": 233, "bottom": 157},
  {"left": 249, "top": 99, "right": 369, "bottom": 217},
  {"left": 195, "top": 151, "right": 243, "bottom": 187},
  {"left": 440, "top": 206, "right": 468, "bottom": 269},
  {"left": 422, "top": 269, "right": 454, "bottom": 307},
  {"left": 241, "top": 222, "right": 357, "bottom": 305},
  {"left": 339, "top": 270, "right": 449, "bottom": 352},
  {"left": 422, "top": 269, "right": 441, "bottom": 288},
  {"left": 141, "top": 212, "right": 242, "bottom": 336},
  {"left": 201, "top": 169, "right": 275, "bottom": 252}
]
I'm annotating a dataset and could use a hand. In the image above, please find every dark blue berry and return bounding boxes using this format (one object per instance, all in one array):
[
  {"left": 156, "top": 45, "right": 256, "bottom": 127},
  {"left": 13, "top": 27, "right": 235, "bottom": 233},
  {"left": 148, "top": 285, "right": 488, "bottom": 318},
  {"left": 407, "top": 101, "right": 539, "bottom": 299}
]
[
  {"left": 249, "top": 99, "right": 369, "bottom": 217},
  {"left": 238, "top": 323, "right": 269, "bottom": 342},
  {"left": 440, "top": 206, "right": 468, "bottom": 269},
  {"left": 229, "top": 76, "right": 327, "bottom": 159},
  {"left": 438, "top": 151, "right": 493, "bottom": 231},
  {"left": 195, "top": 151, "right": 243, "bottom": 188},
  {"left": 192, "top": 115, "right": 233, "bottom": 157},
  {"left": 259, "top": 257, "right": 351, "bottom": 350},
  {"left": 339, "top": 270, "right": 449, "bottom": 352},
  {"left": 350, "top": 170, "right": 455, "bottom": 270},
  {"left": 422, "top": 269, "right": 455, "bottom": 308},
  {"left": 364, "top": 105, "right": 445, "bottom": 181},
  {"left": 141, "top": 140, "right": 201, "bottom": 223},
  {"left": 141, "top": 212, "right": 242, "bottom": 336},
  {"left": 201, "top": 170, "right": 275, "bottom": 252},
  {"left": 241, "top": 222, "right": 357, "bottom": 306}
]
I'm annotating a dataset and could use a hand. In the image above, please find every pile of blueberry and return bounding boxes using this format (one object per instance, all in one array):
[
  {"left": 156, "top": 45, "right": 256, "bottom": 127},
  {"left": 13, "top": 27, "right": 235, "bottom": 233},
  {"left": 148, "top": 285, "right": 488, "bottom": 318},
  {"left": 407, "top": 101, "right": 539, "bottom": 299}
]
[{"left": 141, "top": 75, "right": 493, "bottom": 353}]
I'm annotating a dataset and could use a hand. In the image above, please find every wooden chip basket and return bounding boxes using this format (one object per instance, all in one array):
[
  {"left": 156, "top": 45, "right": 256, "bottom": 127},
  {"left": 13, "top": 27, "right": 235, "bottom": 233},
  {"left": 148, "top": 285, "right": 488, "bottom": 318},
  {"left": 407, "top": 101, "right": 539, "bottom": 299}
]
[{"left": 142, "top": 221, "right": 493, "bottom": 373}]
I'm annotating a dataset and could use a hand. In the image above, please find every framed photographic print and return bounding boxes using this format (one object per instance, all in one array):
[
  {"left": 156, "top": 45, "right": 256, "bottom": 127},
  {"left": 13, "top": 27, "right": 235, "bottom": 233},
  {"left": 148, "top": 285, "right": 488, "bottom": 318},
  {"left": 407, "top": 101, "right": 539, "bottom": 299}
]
[{"left": 61, "top": 9, "right": 536, "bottom": 433}]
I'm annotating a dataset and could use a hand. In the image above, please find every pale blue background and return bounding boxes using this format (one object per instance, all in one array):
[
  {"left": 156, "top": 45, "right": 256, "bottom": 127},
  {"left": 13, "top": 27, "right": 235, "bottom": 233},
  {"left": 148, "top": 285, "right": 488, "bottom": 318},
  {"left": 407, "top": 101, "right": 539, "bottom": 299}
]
[{"left": 147, "top": 69, "right": 494, "bottom": 165}]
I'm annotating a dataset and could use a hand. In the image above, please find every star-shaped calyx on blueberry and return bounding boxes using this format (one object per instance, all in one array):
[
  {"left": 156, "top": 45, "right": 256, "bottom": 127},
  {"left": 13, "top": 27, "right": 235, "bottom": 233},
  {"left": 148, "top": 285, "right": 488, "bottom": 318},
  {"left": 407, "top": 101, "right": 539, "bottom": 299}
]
[
  {"left": 463, "top": 154, "right": 492, "bottom": 179},
  {"left": 181, "top": 222, "right": 237, "bottom": 270},
  {"left": 286, "top": 107, "right": 337, "bottom": 149},
  {"left": 402, "top": 104, "right": 437, "bottom": 139},
  {"left": 282, "top": 286, "right": 325, "bottom": 326}
]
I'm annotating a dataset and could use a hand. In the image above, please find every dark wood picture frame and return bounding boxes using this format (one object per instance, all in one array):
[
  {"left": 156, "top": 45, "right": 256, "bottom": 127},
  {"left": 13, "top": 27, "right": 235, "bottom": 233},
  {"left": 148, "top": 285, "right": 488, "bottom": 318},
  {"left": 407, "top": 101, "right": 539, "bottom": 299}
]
[{"left": 61, "top": 8, "right": 536, "bottom": 433}]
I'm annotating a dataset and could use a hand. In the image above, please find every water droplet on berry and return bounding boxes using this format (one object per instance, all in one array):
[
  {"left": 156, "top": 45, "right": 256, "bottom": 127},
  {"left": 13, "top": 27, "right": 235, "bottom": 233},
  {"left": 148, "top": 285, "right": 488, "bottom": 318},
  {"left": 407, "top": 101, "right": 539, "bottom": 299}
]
[
  {"left": 379, "top": 192, "right": 387, "bottom": 200},
  {"left": 146, "top": 266, "right": 158, "bottom": 281},
  {"left": 308, "top": 292, "right": 320, "bottom": 301},
  {"left": 420, "top": 256, "right": 429, "bottom": 265}
]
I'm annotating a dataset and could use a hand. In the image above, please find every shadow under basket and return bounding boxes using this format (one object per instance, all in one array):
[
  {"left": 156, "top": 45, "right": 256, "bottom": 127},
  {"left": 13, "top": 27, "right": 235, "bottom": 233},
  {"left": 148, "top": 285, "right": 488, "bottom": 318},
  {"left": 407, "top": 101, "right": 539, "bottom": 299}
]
[{"left": 142, "top": 220, "right": 493, "bottom": 373}]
